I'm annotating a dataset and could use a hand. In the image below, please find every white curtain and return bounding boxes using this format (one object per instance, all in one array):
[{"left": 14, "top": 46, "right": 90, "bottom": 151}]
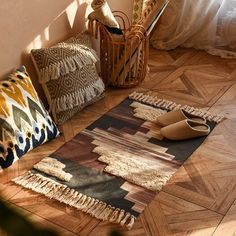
[{"left": 150, "top": 0, "right": 236, "bottom": 58}]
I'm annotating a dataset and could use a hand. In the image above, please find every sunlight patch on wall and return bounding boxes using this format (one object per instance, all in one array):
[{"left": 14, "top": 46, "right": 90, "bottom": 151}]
[
  {"left": 78, "top": 0, "right": 93, "bottom": 18},
  {"left": 26, "top": 35, "right": 42, "bottom": 52},
  {"left": 26, "top": 26, "right": 50, "bottom": 52},
  {"left": 44, "top": 27, "right": 50, "bottom": 41},
  {"left": 66, "top": 0, "right": 79, "bottom": 28},
  {"left": 26, "top": 0, "right": 92, "bottom": 52},
  {"left": 79, "top": 0, "right": 92, "bottom": 4}
]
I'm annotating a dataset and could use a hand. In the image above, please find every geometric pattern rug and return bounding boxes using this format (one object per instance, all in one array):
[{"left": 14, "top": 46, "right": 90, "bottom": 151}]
[{"left": 13, "top": 91, "right": 223, "bottom": 230}]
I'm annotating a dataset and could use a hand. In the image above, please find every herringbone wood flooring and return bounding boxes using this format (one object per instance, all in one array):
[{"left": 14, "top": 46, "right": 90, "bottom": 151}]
[{"left": 1, "top": 47, "right": 236, "bottom": 236}]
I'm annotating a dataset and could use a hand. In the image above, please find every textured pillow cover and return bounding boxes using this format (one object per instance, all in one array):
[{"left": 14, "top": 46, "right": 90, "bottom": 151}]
[
  {"left": 31, "top": 32, "right": 105, "bottom": 124},
  {"left": 0, "top": 66, "right": 60, "bottom": 169}
]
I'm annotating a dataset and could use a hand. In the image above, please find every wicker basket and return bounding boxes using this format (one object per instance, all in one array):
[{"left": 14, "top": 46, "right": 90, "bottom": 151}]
[{"left": 89, "top": 11, "right": 148, "bottom": 88}]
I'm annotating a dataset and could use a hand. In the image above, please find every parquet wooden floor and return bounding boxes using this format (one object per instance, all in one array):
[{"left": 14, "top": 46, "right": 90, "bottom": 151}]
[{"left": 1, "top": 47, "right": 236, "bottom": 236}]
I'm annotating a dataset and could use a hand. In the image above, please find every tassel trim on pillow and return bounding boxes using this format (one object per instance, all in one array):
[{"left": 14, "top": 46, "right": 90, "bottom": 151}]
[
  {"left": 37, "top": 48, "right": 99, "bottom": 83},
  {"left": 51, "top": 78, "right": 105, "bottom": 113}
]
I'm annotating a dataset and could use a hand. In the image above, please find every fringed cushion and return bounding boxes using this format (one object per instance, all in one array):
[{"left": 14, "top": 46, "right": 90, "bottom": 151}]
[
  {"left": 31, "top": 32, "right": 105, "bottom": 125},
  {"left": 31, "top": 33, "right": 99, "bottom": 83},
  {"left": 0, "top": 66, "right": 60, "bottom": 170},
  {"left": 46, "top": 65, "right": 105, "bottom": 124}
]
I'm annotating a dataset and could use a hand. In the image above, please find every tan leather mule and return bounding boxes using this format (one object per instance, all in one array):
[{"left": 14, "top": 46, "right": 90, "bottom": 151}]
[
  {"left": 160, "top": 119, "right": 210, "bottom": 141},
  {"left": 156, "top": 109, "right": 206, "bottom": 127}
]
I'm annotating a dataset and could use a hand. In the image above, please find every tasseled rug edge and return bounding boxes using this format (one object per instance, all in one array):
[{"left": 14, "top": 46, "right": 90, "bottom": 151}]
[
  {"left": 129, "top": 91, "right": 224, "bottom": 123},
  {"left": 13, "top": 171, "right": 136, "bottom": 230}
]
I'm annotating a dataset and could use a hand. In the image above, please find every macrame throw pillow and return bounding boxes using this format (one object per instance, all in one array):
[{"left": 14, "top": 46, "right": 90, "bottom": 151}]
[
  {"left": 31, "top": 32, "right": 105, "bottom": 124},
  {"left": 0, "top": 66, "right": 60, "bottom": 169}
]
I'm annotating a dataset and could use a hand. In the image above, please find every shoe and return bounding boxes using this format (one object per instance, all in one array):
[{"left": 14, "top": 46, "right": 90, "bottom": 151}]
[
  {"left": 156, "top": 109, "right": 206, "bottom": 127},
  {"left": 160, "top": 119, "right": 210, "bottom": 141}
]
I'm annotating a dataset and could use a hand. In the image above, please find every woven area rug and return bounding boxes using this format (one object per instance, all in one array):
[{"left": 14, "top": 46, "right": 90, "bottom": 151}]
[{"left": 13, "top": 91, "right": 223, "bottom": 230}]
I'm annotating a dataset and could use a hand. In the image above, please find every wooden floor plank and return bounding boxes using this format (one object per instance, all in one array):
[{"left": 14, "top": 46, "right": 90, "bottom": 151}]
[
  {"left": 213, "top": 200, "right": 236, "bottom": 236},
  {"left": 143, "top": 192, "right": 222, "bottom": 236},
  {"left": 12, "top": 203, "right": 78, "bottom": 236}
]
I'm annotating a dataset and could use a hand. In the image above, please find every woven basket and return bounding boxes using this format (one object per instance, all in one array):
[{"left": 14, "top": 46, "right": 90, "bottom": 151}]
[{"left": 89, "top": 11, "right": 148, "bottom": 88}]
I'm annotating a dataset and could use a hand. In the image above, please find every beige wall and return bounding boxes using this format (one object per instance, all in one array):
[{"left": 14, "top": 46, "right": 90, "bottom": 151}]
[
  {"left": 0, "top": 0, "right": 133, "bottom": 101},
  {"left": 108, "top": 0, "right": 133, "bottom": 23}
]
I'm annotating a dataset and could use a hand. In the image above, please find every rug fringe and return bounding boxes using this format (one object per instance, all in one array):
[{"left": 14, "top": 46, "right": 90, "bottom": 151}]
[
  {"left": 13, "top": 172, "right": 136, "bottom": 230},
  {"left": 129, "top": 91, "right": 224, "bottom": 123}
]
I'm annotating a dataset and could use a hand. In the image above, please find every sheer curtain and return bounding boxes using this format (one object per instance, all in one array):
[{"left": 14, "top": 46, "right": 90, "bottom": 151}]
[{"left": 150, "top": 0, "right": 236, "bottom": 58}]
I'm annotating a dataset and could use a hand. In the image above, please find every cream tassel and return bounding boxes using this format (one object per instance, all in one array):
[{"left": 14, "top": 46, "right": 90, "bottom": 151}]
[
  {"left": 129, "top": 91, "right": 224, "bottom": 123},
  {"left": 120, "top": 212, "right": 131, "bottom": 226},
  {"left": 13, "top": 172, "right": 136, "bottom": 229},
  {"left": 80, "top": 197, "right": 92, "bottom": 211},
  {"left": 116, "top": 209, "right": 125, "bottom": 223},
  {"left": 54, "top": 185, "right": 67, "bottom": 200},
  {"left": 83, "top": 198, "right": 96, "bottom": 212},
  {"left": 90, "top": 202, "right": 103, "bottom": 215},
  {"left": 109, "top": 208, "right": 120, "bottom": 222},
  {"left": 87, "top": 200, "right": 100, "bottom": 214},
  {"left": 63, "top": 189, "right": 76, "bottom": 203},
  {"left": 127, "top": 216, "right": 136, "bottom": 230},
  {"left": 38, "top": 49, "right": 99, "bottom": 83},
  {"left": 94, "top": 203, "right": 107, "bottom": 218},
  {"left": 97, "top": 205, "right": 115, "bottom": 220},
  {"left": 76, "top": 195, "right": 87, "bottom": 209},
  {"left": 73, "top": 193, "right": 84, "bottom": 205},
  {"left": 66, "top": 191, "right": 78, "bottom": 205},
  {"left": 51, "top": 78, "right": 105, "bottom": 113}
]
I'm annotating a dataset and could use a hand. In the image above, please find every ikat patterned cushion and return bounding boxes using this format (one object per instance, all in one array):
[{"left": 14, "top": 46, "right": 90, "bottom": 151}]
[
  {"left": 31, "top": 32, "right": 105, "bottom": 125},
  {"left": 0, "top": 66, "right": 60, "bottom": 169}
]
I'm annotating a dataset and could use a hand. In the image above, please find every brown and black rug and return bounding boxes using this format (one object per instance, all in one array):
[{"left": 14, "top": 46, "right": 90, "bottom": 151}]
[{"left": 13, "top": 91, "right": 223, "bottom": 229}]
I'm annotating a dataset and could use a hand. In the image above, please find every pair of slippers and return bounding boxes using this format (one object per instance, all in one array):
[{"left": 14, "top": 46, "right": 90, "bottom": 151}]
[{"left": 156, "top": 109, "right": 210, "bottom": 141}]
